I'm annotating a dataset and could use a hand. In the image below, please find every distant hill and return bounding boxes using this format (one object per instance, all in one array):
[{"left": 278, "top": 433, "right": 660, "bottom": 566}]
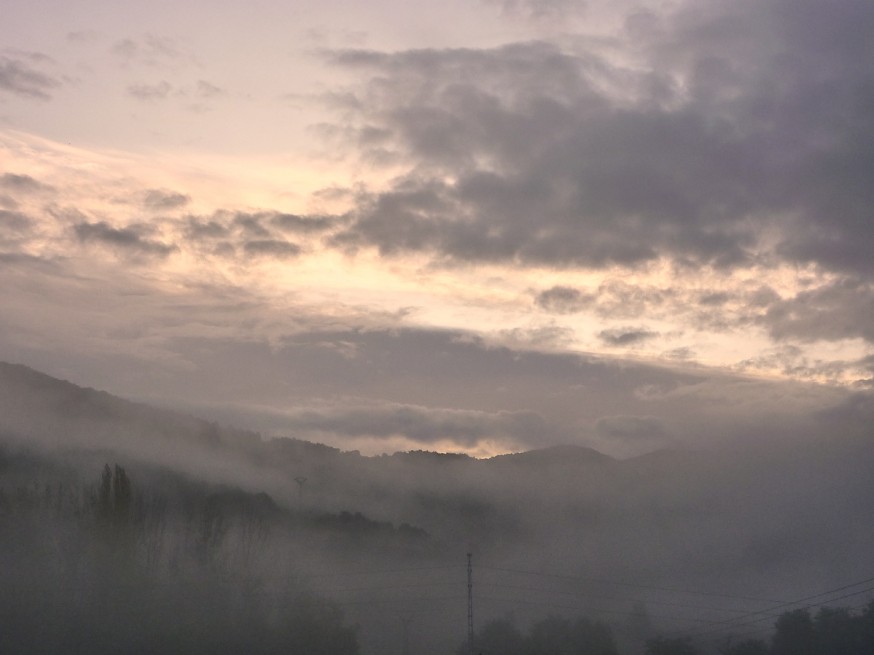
[{"left": 488, "top": 443, "right": 615, "bottom": 466}]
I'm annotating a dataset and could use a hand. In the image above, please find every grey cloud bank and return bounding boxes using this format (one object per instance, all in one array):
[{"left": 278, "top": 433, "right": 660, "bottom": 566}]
[
  {"left": 325, "top": 0, "right": 874, "bottom": 278},
  {"left": 3, "top": 316, "right": 864, "bottom": 457}
]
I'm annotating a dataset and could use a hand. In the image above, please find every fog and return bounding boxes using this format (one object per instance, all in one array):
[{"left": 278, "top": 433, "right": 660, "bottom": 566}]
[{"left": 2, "top": 361, "right": 873, "bottom": 654}]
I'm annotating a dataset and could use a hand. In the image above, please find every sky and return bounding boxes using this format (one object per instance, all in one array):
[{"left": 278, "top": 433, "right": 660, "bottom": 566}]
[{"left": 2, "top": 0, "right": 873, "bottom": 457}]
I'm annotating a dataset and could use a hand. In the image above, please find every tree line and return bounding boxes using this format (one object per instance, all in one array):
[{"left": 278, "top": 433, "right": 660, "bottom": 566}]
[
  {"left": 647, "top": 602, "right": 874, "bottom": 655},
  {"left": 467, "top": 601, "right": 874, "bottom": 655},
  {"left": 0, "top": 463, "right": 359, "bottom": 655}
]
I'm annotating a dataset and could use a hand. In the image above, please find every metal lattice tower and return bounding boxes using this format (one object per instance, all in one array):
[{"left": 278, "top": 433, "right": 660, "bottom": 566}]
[{"left": 467, "top": 552, "right": 474, "bottom": 654}]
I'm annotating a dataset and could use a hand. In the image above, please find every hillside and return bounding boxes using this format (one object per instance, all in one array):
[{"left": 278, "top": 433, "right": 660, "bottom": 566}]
[{"left": 2, "top": 361, "right": 874, "bottom": 654}]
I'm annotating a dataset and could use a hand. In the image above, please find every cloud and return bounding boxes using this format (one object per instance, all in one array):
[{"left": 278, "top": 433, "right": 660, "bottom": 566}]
[
  {"left": 0, "top": 54, "right": 62, "bottom": 100},
  {"left": 0, "top": 210, "right": 33, "bottom": 233},
  {"left": 763, "top": 279, "right": 874, "bottom": 344},
  {"left": 325, "top": 41, "right": 758, "bottom": 268},
  {"left": 497, "top": 324, "right": 575, "bottom": 349},
  {"left": 734, "top": 346, "right": 870, "bottom": 385},
  {"left": 73, "top": 221, "right": 177, "bottom": 258},
  {"left": 67, "top": 30, "right": 100, "bottom": 44},
  {"left": 0, "top": 173, "right": 54, "bottom": 194},
  {"left": 534, "top": 286, "right": 594, "bottom": 314},
  {"left": 484, "top": 0, "right": 588, "bottom": 20},
  {"left": 243, "top": 239, "right": 301, "bottom": 259},
  {"left": 183, "top": 217, "right": 230, "bottom": 241},
  {"left": 178, "top": 210, "right": 340, "bottom": 261},
  {"left": 195, "top": 80, "right": 225, "bottom": 99},
  {"left": 111, "top": 35, "right": 194, "bottom": 68},
  {"left": 595, "top": 414, "right": 668, "bottom": 441},
  {"left": 278, "top": 404, "right": 562, "bottom": 448},
  {"left": 320, "top": 0, "right": 874, "bottom": 278},
  {"left": 0, "top": 210, "right": 35, "bottom": 249},
  {"left": 142, "top": 188, "right": 190, "bottom": 211},
  {"left": 271, "top": 213, "right": 340, "bottom": 234},
  {"left": 127, "top": 80, "right": 173, "bottom": 101},
  {"left": 598, "top": 327, "right": 659, "bottom": 346},
  {"left": 594, "top": 280, "right": 671, "bottom": 320}
]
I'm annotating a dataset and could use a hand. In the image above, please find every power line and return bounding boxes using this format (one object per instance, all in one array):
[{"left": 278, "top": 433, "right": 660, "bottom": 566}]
[
  {"left": 477, "top": 581, "right": 783, "bottom": 618},
  {"left": 474, "top": 594, "right": 735, "bottom": 626},
  {"left": 478, "top": 565, "right": 787, "bottom": 604},
  {"left": 684, "top": 576, "right": 874, "bottom": 639}
]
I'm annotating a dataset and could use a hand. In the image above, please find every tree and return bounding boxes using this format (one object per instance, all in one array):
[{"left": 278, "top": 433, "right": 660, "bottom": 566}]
[
  {"left": 719, "top": 638, "right": 769, "bottom": 655},
  {"left": 814, "top": 606, "right": 864, "bottom": 655},
  {"left": 469, "top": 618, "right": 525, "bottom": 655},
  {"left": 464, "top": 615, "right": 618, "bottom": 655},
  {"left": 646, "top": 636, "right": 698, "bottom": 655},
  {"left": 771, "top": 609, "right": 816, "bottom": 655}
]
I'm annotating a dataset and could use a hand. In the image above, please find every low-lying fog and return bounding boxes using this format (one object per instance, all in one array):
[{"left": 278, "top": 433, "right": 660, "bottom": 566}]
[{"left": 2, "top": 361, "right": 873, "bottom": 655}]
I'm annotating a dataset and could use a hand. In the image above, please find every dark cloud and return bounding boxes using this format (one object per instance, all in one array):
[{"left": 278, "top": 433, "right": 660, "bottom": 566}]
[
  {"left": 222, "top": 210, "right": 338, "bottom": 236},
  {"left": 0, "top": 210, "right": 35, "bottom": 250},
  {"left": 195, "top": 80, "right": 225, "bottom": 99},
  {"left": 485, "top": 0, "right": 587, "bottom": 19},
  {"left": 243, "top": 239, "right": 301, "bottom": 259},
  {"left": 0, "top": 210, "right": 33, "bottom": 234},
  {"left": 73, "top": 221, "right": 176, "bottom": 258},
  {"left": 497, "top": 325, "right": 575, "bottom": 349},
  {"left": 326, "top": 42, "right": 759, "bottom": 268},
  {"left": 594, "top": 414, "right": 668, "bottom": 441},
  {"left": 233, "top": 213, "right": 272, "bottom": 238},
  {"left": 66, "top": 30, "right": 100, "bottom": 44},
  {"left": 0, "top": 173, "right": 54, "bottom": 194},
  {"left": 594, "top": 280, "right": 671, "bottom": 320},
  {"left": 0, "top": 251, "right": 59, "bottom": 269},
  {"left": 598, "top": 327, "right": 659, "bottom": 346},
  {"left": 111, "top": 35, "right": 193, "bottom": 68},
  {"left": 322, "top": 0, "right": 874, "bottom": 278},
  {"left": 662, "top": 346, "right": 695, "bottom": 361},
  {"left": 698, "top": 291, "right": 732, "bottom": 306},
  {"left": 763, "top": 279, "right": 874, "bottom": 344},
  {"left": 534, "top": 286, "right": 594, "bottom": 314},
  {"left": 112, "top": 38, "right": 142, "bottom": 60},
  {"left": 179, "top": 210, "right": 339, "bottom": 260},
  {"left": 271, "top": 213, "right": 339, "bottom": 234},
  {"left": 143, "top": 188, "right": 190, "bottom": 211},
  {"left": 127, "top": 81, "right": 173, "bottom": 101},
  {"left": 183, "top": 216, "right": 231, "bottom": 242},
  {"left": 813, "top": 392, "right": 874, "bottom": 438},
  {"left": 0, "top": 54, "right": 61, "bottom": 100},
  {"left": 184, "top": 218, "right": 229, "bottom": 241}
]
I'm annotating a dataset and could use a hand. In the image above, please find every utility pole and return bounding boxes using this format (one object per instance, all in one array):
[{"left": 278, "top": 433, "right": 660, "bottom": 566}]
[{"left": 467, "top": 552, "right": 474, "bottom": 655}]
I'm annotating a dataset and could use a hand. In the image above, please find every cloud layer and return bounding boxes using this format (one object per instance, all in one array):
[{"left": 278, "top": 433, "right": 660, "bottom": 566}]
[{"left": 323, "top": 0, "right": 874, "bottom": 278}]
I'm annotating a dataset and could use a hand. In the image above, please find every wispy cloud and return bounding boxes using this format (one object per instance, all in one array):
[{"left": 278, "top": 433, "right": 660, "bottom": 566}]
[
  {"left": 73, "top": 221, "right": 177, "bottom": 259},
  {"left": 0, "top": 53, "right": 62, "bottom": 100}
]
